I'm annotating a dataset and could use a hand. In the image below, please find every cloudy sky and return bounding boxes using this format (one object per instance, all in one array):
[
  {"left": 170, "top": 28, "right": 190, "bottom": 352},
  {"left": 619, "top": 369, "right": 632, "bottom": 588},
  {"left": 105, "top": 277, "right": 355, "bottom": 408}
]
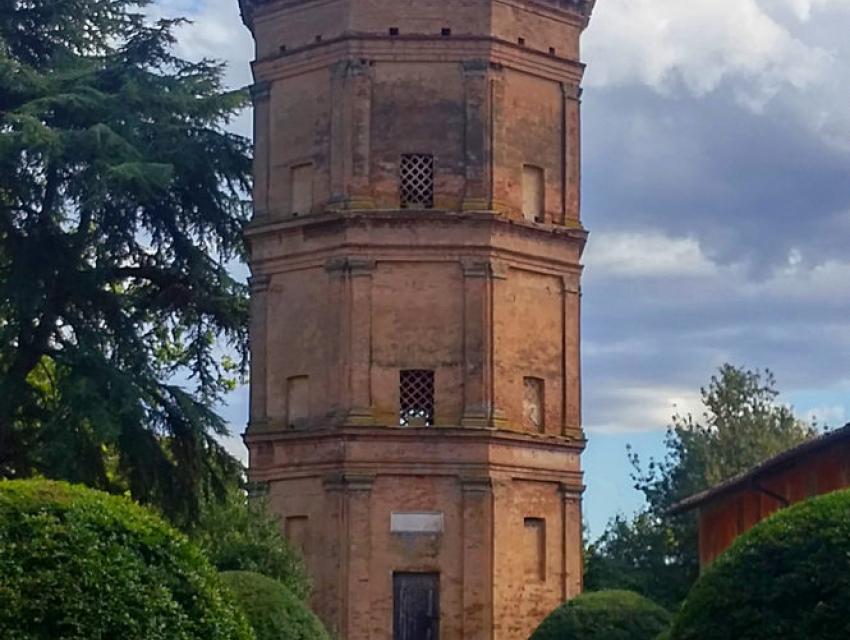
[{"left": 156, "top": 0, "right": 850, "bottom": 535}]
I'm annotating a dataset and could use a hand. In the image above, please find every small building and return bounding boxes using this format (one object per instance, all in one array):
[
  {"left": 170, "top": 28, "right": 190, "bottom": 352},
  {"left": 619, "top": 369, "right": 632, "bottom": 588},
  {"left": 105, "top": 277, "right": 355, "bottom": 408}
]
[{"left": 671, "top": 423, "right": 850, "bottom": 568}]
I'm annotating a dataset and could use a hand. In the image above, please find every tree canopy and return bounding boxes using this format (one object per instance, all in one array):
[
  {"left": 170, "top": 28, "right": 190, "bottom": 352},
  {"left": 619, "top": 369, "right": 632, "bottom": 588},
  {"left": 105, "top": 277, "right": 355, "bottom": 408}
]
[
  {"left": 586, "top": 364, "right": 816, "bottom": 607},
  {"left": 190, "top": 485, "right": 311, "bottom": 600},
  {"left": 0, "top": 0, "right": 251, "bottom": 521}
]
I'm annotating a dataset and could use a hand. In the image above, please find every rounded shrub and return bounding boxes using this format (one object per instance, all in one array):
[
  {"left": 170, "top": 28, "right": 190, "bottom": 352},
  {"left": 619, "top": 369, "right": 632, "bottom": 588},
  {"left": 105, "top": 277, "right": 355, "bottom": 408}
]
[
  {"left": 670, "top": 488, "right": 850, "bottom": 640},
  {"left": 221, "top": 571, "right": 330, "bottom": 640},
  {"left": 0, "top": 480, "right": 253, "bottom": 640},
  {"left": 530, "top": 589, "right": 672, "bottom": 640}
]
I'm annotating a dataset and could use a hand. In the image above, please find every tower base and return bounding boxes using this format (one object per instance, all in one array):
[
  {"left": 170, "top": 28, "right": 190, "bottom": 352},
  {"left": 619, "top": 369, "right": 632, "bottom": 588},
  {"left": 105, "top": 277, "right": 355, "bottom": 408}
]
[{"left": 247, "top": 426, "right": 585, "bottom": 640}]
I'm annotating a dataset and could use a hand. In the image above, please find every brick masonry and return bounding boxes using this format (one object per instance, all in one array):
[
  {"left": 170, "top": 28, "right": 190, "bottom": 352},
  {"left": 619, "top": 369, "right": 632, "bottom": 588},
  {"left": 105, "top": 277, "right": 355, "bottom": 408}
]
[{"left": 240, "top": 0, "right": 596, "bottom": 637}]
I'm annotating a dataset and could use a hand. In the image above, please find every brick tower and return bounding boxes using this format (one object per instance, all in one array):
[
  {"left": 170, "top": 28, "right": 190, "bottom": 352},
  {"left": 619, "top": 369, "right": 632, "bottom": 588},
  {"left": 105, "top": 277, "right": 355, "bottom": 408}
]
[{"left": 239, "top": 0, "right": 595, "bottom": 638}]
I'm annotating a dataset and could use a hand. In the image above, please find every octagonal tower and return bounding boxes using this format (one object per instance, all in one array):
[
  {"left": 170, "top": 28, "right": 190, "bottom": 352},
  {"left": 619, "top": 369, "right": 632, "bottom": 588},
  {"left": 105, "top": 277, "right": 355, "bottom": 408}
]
[{"left": 239, "top": 0, "right": 596, "bottom": 637}]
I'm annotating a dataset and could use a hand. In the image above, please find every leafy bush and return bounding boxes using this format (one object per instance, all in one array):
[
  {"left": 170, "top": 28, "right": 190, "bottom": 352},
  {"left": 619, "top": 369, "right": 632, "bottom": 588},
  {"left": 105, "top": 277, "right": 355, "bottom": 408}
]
[
  {"left": 531, "top": 590, "right": 672, "bottom": 640},
  {"left": 191, "top": 487, "right": 310, "bottom": 599},
  {"left": 670, "top": 488, "right": 850, "bottom": 640},
  {"left": 0, "top": 480, "right": 253, "bottom": 640},
  {"left": 221, "top": 571, "right": 330, "bottom": 640}
]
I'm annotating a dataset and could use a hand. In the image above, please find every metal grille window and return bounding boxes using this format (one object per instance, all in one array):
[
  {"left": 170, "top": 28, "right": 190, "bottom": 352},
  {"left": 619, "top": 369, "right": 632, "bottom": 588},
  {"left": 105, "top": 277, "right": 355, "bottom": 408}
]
[
  {"left": 399, "top": 369, "right": 435, "bottom": 426},
  {"left": 399, "top": 154, "right": 434, "bottom": 209}
]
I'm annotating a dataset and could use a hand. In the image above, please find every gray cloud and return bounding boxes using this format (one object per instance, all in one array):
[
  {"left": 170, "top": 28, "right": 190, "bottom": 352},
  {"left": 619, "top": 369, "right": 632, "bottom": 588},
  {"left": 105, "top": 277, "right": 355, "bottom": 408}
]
[{"left": 579, "top": 1, "right": 850, "bottom": 440}]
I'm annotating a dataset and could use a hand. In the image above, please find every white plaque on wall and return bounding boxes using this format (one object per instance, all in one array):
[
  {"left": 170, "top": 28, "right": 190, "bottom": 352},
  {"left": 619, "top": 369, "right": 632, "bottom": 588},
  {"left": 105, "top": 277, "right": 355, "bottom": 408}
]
[{"left": 390, "top": 512, "right": 444, "bottom": 534}]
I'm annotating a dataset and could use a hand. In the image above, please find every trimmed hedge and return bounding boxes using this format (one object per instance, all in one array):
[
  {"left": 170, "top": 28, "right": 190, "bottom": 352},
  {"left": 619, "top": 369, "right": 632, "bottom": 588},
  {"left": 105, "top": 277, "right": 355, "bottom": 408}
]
[
  {"left": 530, "top": 590, "right": 672, "bottom": 640},
  {"left": 0, "top": 480, "right": 253, "bottom": 640},
  {"left": 221, "top": 571, "right": 330, "bottom": 640},
  {"left": 671, "top": 488, "right": 850, "bottom": 640}
]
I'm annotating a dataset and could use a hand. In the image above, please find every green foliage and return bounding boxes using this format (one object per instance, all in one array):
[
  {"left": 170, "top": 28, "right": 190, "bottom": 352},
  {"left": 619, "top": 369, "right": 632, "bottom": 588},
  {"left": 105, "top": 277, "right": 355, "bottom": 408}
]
[
  {"left": 530, "top": 590, "right": 671, "bottom": 640},
  {"left": 670, "top": 489, "right": 850, "bottom": 640},
  {"left": 221, "top": 571, "right": 330, "bottom": 640},
  {"left": 190, "top": 486, "right": 310, "bottom": 600},
  {"left": 0, "top": 0, "right": 252, "bottom": 521},
  {"left": 586, "top": 365, "right": 815, "bottom": 607},
  {"left": 584, "top": 512, "right": 691, "bottom": 609},
  {"left": 0, "top": 479, "right": 254, "bottom": 640}
]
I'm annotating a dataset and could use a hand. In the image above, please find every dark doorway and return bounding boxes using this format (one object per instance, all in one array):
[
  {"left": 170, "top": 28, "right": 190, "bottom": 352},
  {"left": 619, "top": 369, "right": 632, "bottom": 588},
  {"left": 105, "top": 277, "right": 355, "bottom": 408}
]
[{"left": 393, "top": 572, "right": 440, "bottom": 640}]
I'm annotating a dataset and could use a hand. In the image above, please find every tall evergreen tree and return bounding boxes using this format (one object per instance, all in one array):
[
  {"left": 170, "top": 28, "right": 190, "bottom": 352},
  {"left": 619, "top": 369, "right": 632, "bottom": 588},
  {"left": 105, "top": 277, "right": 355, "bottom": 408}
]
[
  {"left": 585, "top": 364, "right": 816, "bottom": 607},
  {"left": 0, "top": 0, "right": 252, "bottom": 521}
]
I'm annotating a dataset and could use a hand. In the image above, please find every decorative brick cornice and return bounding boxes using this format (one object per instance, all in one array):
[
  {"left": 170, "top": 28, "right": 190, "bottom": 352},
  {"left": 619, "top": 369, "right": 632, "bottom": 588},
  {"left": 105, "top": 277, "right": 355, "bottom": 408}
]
[
  {"left": 250, "top": 81, "right": 271, "bottom": 103},
  {"left": 560, "top": 481, "right": 586, "bottom": 498},
  {"left": 323, "top": 472, "right": 376, "bottom": 492},
  {"left": 462, "top": 59, "right": 490, "bottom": 76},
  {"left": 561, "top": 274, "right": 580, "bottom": 294},
  {"left": 324, "top": 257, "right": 376, "bottom": 276},
  {"left": 535, "top": 0, "right": 597, "bottom": 20},
  {"left": 249, "top": 274, "right": 272, "bottom": 293},
  {"left": 460, "top": 476, "right": 493, "bottom": 494},
  {"left": 561, "top": 83, "right": 583, "bottom": 101},
  {"left": 242, "top": 0, "right": 596, "bottom": 28},
  {"left": 460, "top": 258, "right": 510, "bottom": 280},
  {"left": 461, "top": 259, "right": 490, "bottom": 278},
  {"left": 348, "top": 258, "right": 376, "bottom": 276}
]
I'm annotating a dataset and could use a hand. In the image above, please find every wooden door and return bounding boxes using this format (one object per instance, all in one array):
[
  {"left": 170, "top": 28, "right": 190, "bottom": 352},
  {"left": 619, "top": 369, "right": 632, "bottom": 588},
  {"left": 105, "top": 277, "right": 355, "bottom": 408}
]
[{"left": 393, "top": 572, "right": 439, "bottom": 640}]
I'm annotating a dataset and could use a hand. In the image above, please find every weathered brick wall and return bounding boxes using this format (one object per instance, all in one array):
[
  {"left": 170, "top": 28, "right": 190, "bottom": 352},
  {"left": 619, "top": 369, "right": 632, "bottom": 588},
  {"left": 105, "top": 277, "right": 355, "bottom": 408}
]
[
  {"left": 369, "top": 62, "right": 467, "bottom": 210},
  {"left": 370, "top": 261, "right": 465, "bottom": 425},
  {"left": 242, "top": 0, "right": 595, "bottom": 635},
  {"left": 491, "top": 0, "right": 580, "bottom": 59},
  {"left": 254, "top": 429, "right": 583, "bottom": 639},
  {"left": 268, "top": 68, "right": 332, "bottom": 216},
  {"left": 352, "top": 0, "right": 492, "bottom": 36},
  {"left": 254, "top": 0, "right": 353, "bottom": 59}
]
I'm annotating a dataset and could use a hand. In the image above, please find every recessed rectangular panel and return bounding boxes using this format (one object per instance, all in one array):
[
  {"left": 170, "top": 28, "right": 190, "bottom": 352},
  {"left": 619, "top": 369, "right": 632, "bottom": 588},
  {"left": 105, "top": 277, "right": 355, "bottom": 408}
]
[
  {"left": 524, "top": 517, "right": 546, "bottom": 581},
  {"left": 285, "top": 515, "right": 309, "bottom": 555},
  {"left": 391, "top": 512, "right": 444, "bottom": 533},
  {"left": 291, "top": 162, "right": 313, "bottom": 215},
  {"left": 522, "top": 164, "right": 545, "bottom": 222}
]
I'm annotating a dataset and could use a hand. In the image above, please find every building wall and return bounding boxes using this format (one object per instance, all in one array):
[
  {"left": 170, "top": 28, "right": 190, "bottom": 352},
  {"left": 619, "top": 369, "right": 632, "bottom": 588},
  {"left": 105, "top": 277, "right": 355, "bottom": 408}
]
[
  {"left": 249, "top": 215, "right": 583, "bottom": 436},
  {"left": 255, "top": 429, "right": 583, "bottom": 640},
  {"left": 492, "top": 478, "right": 582, "bottom": 639},
  {"left": 369, "top": 62, "right": 467, "bottom": 210},
  {"left": 696, "top": 439, "right": 850, "bottom": 567},
  {"left": 251, "top": 0, "right": 582, "bottom": 60},
  {"left": 249, "top": 2, "right": 587, "bottom": 221},
  {"left": 242, "top": 0, "right": 594, "bottom": 636},
  {"left": 491, "top": 0, "right": 581, "bottom": 59},
  {"left": 370, "top": 261, "right": 465, "bottom": 425}
]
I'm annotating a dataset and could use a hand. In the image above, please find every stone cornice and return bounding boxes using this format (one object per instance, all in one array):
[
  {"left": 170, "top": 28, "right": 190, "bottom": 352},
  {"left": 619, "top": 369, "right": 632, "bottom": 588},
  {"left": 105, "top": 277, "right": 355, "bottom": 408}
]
[
  {"left": 461, "top": 476, "right": 494, "bottom": 493},
  {"left": 252, "top": 36, "right": 586, "bottom": 85},
  {"left": 242, "top": 0, "right": 595, "bottom": 29},
  {"left": 322, "top": 472, "right": 376, "bottom": 491},
  {"left": 245, "top": 209, "right": 587, "bottom": 242},
  {"left": 246, "top": 424, "right": 587, "bottom": 449},
  {"left": 245, "top": 210, "right": 587, "bottom": 279},
  {"left": 248, "top": 273, "right": 272, "bottom": 293}
]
